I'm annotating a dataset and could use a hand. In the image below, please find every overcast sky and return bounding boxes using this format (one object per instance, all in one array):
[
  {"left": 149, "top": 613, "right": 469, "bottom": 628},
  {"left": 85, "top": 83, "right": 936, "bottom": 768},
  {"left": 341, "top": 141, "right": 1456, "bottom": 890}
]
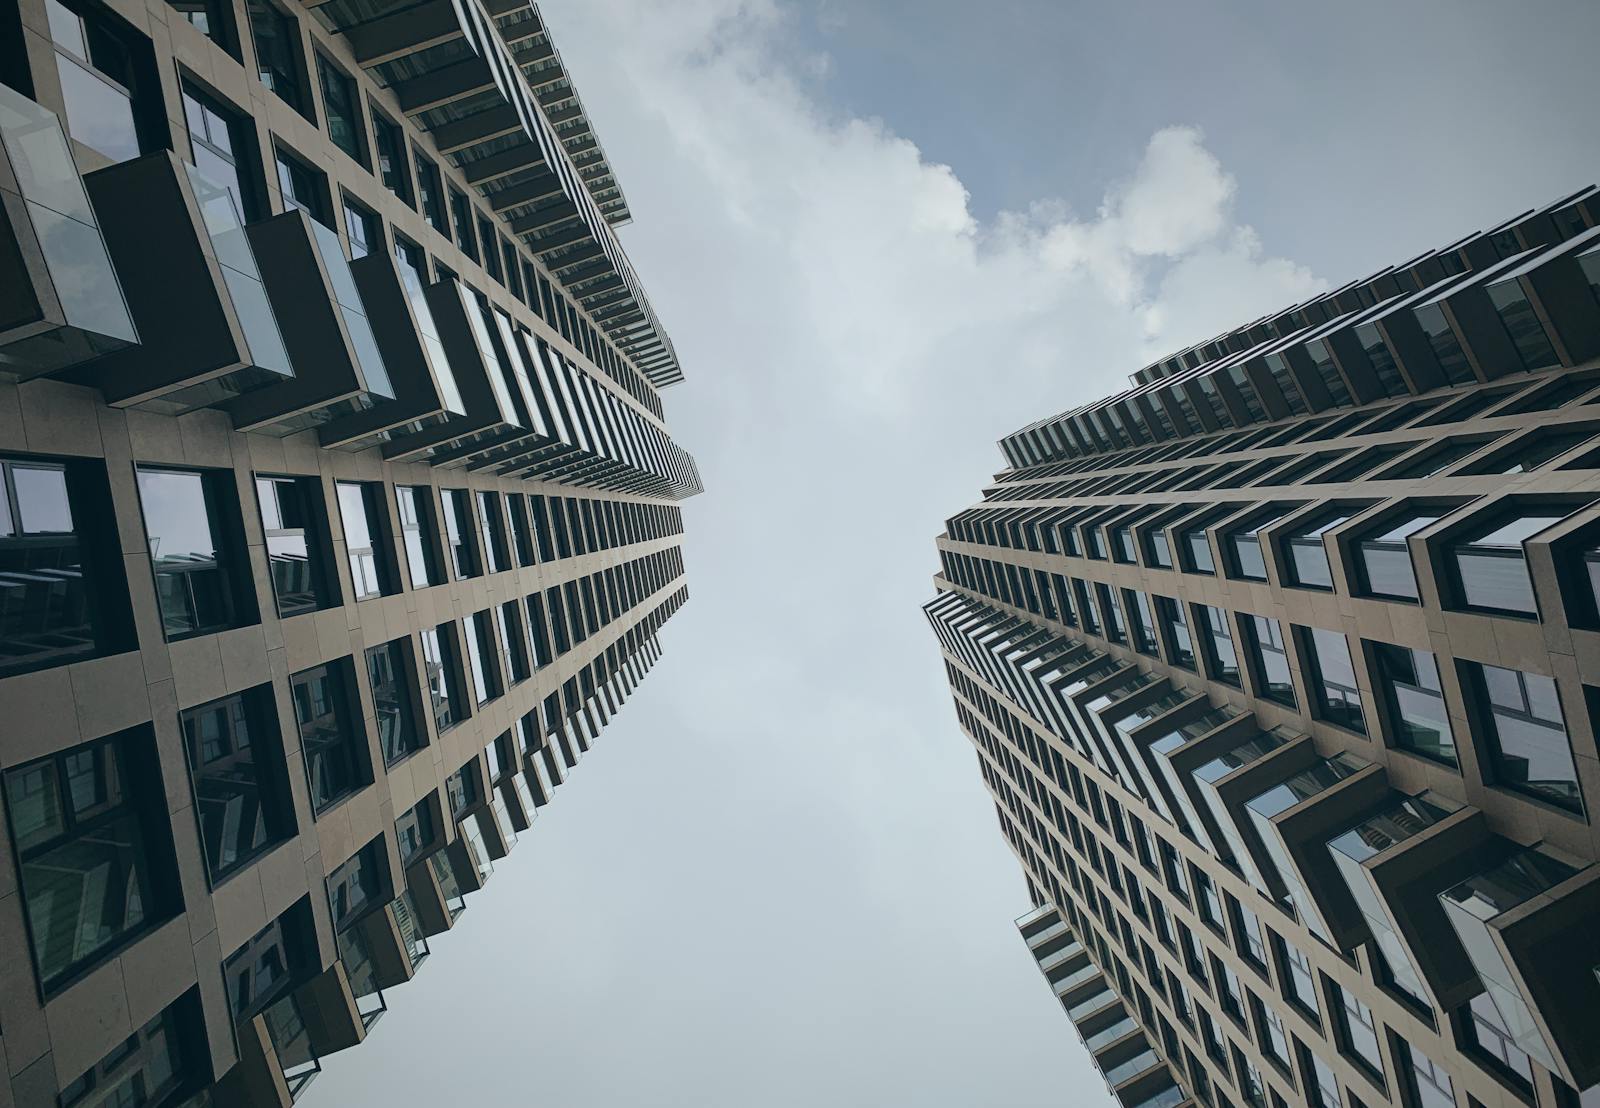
[{"left": 313, "top": 2, "right": 1600, "bottom": 1104}]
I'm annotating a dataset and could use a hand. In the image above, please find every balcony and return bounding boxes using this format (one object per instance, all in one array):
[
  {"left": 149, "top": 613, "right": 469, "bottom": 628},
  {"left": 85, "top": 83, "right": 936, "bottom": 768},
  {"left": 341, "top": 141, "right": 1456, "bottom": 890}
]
[
  {"left": 75, "top": 153, "right": 291, "bottom": 413},
  {"left": 0, "top": 82, "right": 136, "bottom": 380}
]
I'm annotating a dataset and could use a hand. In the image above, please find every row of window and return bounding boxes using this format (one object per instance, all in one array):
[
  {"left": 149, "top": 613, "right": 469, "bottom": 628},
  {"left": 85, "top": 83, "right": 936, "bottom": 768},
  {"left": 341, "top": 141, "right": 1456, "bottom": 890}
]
[
  {"left": 943, "top": 549, "right": 1591, "bottom": 820},
  {"left": 993, "top": 368, "right": 1600, "bottom": 498},
  {"left": 0, "top": 448, "right": 681, "bottom": 678},
  {"left": 37, "top": 0, "right": 663, "bottom": 416},
  {"left": 1001, "top": 208, "right": 1599, "bottom": 467},
  {"left": 0, "top": 573, "right": 684, "bottom": 1000},
  {"left": 955, "top": 482, "right": 1600, "bottom": 628},
  {"left": 965, "top": 667, "right": 1543, "bottom": 1108}
]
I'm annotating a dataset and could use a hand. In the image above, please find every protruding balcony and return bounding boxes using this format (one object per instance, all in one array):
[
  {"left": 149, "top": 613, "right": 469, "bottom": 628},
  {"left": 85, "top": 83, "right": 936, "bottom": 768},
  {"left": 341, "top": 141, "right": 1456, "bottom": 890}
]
[
  {"left": 76, "top": 155, "right": 291, "bottom": 412},
  {"left": 1440, "top": 848, "right": 1600, "bottom": 1089},
  {"left": 0, "top": 83, "right": 136, "bottom": 380},
  {"left": 1326, "top": 793, "right": 1489, "bottom": 1012},
  {"left": 223, "top": 211, "right": 395, "bottom": 435},
  {"left": 317, "top": 250, "right": 469, "bottom": 450},
  {"left": 1187, "top": 726, "right": 1315, "bottom": 893},
  {"left": 1242, "top": 751, "right": 1385, "bottom": 937},
  {"left": 1124, "top": 700, "right": 1240, "bottom": 852}
]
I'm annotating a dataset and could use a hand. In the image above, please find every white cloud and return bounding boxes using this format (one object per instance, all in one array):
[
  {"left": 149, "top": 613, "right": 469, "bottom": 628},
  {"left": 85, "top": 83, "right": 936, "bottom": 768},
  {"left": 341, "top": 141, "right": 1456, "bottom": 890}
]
[{"left": 314, "top": 3, "right": 1329, "bottom": 1106}]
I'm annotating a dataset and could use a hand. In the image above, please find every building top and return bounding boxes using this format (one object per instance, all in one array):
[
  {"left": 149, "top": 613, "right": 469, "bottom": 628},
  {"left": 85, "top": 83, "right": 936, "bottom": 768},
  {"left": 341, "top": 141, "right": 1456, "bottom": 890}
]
[
  {"left": 317, "top": 0, "right": 683, "bottom": 387},
  {"left": 1002, "top": 184, "right": 1600, "bottom": 468},
  {"left": 487, "top": 0, "right": 633, "bottom": 227}
]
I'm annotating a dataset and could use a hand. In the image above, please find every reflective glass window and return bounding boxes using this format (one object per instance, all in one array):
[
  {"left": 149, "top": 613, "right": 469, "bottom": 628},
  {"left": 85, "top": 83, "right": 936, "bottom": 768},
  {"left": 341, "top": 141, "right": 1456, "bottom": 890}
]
[
  {"left": 180, "top": 687, "right": 294, "bottom": 880},
  {"left": 1301, "top": 625, "right": 1366, "bottom": 733},
  {"left": 1468, "top": 661, "right": 1583, "bottom": 814},
  {"left": 1371, "top": 642, "right": 1456, "bottom": 767}
]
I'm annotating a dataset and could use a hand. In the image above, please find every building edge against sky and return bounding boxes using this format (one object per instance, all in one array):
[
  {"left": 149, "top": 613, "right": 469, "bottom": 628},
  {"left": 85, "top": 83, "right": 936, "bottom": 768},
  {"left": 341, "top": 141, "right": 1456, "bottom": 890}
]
[
  {"left": 928, "top": 188, "right": 1600, "bottom": 1108},
  {"left": 0, "top": 0, "right": 699, "bottom": 1103}
]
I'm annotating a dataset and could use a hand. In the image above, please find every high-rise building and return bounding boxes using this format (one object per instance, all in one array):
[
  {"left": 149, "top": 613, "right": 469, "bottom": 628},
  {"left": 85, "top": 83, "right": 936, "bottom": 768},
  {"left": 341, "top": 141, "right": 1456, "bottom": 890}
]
[
  {"left": 0, "top": 0, "right": 697, "bottom": 1102},
  {"left": 928, "top": 189, "right": 1600, "bottom": 1108}
]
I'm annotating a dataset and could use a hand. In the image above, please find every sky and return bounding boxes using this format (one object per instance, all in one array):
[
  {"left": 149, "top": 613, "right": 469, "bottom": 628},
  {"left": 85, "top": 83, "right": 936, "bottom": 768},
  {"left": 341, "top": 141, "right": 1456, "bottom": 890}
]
[{"left": 313, "top": 2, "right": 1600, "bottom": 1105}]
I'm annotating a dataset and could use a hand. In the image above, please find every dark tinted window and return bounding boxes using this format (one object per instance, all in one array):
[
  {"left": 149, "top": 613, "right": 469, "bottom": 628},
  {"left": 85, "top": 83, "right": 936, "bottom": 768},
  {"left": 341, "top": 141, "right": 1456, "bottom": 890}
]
[
  {"left": 315, "top": 53, "right": 364, "bottom": 165},
  {"left": 247, "top": 0, "right": 309, "bottom": 118},
  {"left": 366, "top": 638, "right": 423, "bottom": 766},
  {"left": 1372, "top": 642, "right": 1456, "bottom": 767},
  {"left": 395, "top": 485, "right": 443, "bottom": 589},
  {"left": 1467, "top": 661, "right": 1583, "bottom": 814},
  {"left": 440, "top": 489, "right": 479, "bottom": 580},
  {"left": 180, "top": 687, "right": 295, "bottom": 880},
  {"left": 1241, "top": 615, "right": 1295, "bottom": 707},
  {"left": 420, "top": 623, "right": 465, "bottom": 731},
  {"left": 138, "top": 467, "right": 245, "bottom": 639},
  {"left": 256, "top": 475, "right": 335, "bottom": 617},
  {"left": 291, "top": 659, "right": 369, "bottom": 814},
  {"left": 3, "top": 730, "right": 176, "bottom": 992},
  {"left": 1300, "top": 626, "right": 1366, "bottom": 733},
  {"left": 1448, "top": 511, "right": 1563, "bottom": 617},
  {"left": 336, "top": 481, "right": 394, "bottom": 600}
]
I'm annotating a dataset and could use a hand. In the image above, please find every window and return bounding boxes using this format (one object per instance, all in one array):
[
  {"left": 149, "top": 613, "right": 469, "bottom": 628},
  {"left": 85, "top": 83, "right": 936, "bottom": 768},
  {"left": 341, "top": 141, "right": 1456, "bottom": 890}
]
[
  {"left": 248, "top": 0, "right": 309, "bottom": 117},
  {"left": 1302, "top": 1046, "right": 1342, "bottom": 1108},
  {"left": 526, "top": 594, "right": 553, "bottom": 668},
  {"left": 449, "top": 187, "right": 476, "bottom": 260},
  {"left": 326, "top": 838, "right": 386, "bottom": 933},
  {"left": 464, "top": 610, "right": 502, "bottom": 705},
  {"left": 0, "top": 457, "right": 112, "bottom": 674},
  {"left": 395, "top": 485, "right": 444, "bottom": 589},
  {"left": 1402, "top": 1042, "right": 1456, "bottom": 1108},
  {"left": 1231, "top": 897, "right": 1269, "bottom": 970},
  {"left": 336, "top": 481, "right": 395, "bottom": 600},
  {"left": 1277, "top": 937, "right": 1321, "bottom": 1020},
  {"left": 1300, "top": 625, "right": 1366, "bottom": 733},
  {"left": 291, "top": 659, "right": 370, "bottom": 814},
  {"left": 1461, "top": 428, "right": 1594, "bottom": 475},
  {"left": 1144, "top": 526, "right": 1174, "bottom": 569},
  {"left": 342, "top": 192, "right": 378, "bottom": 258},
  {"left": 1447, "top": 510, "right": 1564, "bottom": 618},
  {"left": 1226, "top": 511, "right": 1285, "bottom": 581},
  {"left": 222, "top": 904, "right": 315, "bottom": 1066},
  {"left": 1354, "top": 511, "right": 1440, "bottom": 601},
  {"left": 370, "top": 108, "right": 411, "bottom": 204},
  {"left": 365, "top": 638, "right": 423, "bottom": 767},
  {"left": 1194, "top": 605, "right": 1241, "bottom": 686},
  {"left": 475, "top": 491, "right": 509, "bottom": 574},
  {"left": 1412, "top": 302, "right": 1475, "bottom": 385},
  {"left": 1241, "top": 615, "right": 1296, "bottom": 706},
  {"left": 1465, "top": 661, "right": 1583, "bottom": 814},
  {"left": 1253, "top": 994, "right": 1292, "bottom": 1072},
  {"left": 1458, "top": 992, "right": 1533, "bottom": 1090},
  {"left": 1370, "top": 642, "right": 1456, "bottom": 766},
  {"left": 3, "top": 728, "right": 176, "bottom": 993},
  {"left": 1096, "top": 582, "right": 1127, "bottom": 643},
  {"left": 507, "top": 493, "right": 536, "bottom": 567},
  {"left": 137, "top": 467, "right": 249, "bottom": 640},
  {"left": 180, "top": 687, "right": 294, "bottom": 881},
  {"left": 414, "top": 148, "right": 445, "bottom": 232},
  {"left": 181, "top": 82, "right": 263, "bottom": 222},
  {"left": 1156, "top": 596, "right": 1195, "bottom": 670},
  {"left": 1332, "top": 983, "right": 1386, "bottom": 1080},
  {"left": 394, "top": 798, "right": 436, "bottom": 866},
  {"left": 440, "top": 489, "right": 480, "bottom": 580},
  {"left": 57, "top": 993, "right": 204, "bottom": 1108},
  {"left": 1125, "top": 589, "right": 1159, "bottom": 655},
  {"left": 256, "top": 475, "right": 335, "bottom": 617},
  {"left": 167, "top": 0, "right": 235, "bottom": 54},
  {"left": 1283, "top": 510, "right": 1353, "bottom": 591},
  {"left": 478, "top": 214, "right": 501, "bottom": 281},
  {"left": 315, "top": 53, "right": 365, "bottom": 165},
  {"left": 445, "top": 759, "right": 479, "bottom": 819},
  {"left": 1486, "top": 277, "right": 1560, "bottom": 373},
  {"left": 45, "top": 0, "right": 145, "bottom": 162},
  {"left": 496, "top": 601, "right": 530, "bottom": 685},
  {"left": 274, "top": 144, "right": 331, "bottom": 227},
  {"left": 1180, "top": 525, "right": 1215, "bottom": 574},
  {"left": 420, "top": 623, "right": 466, "bottom": 732}
]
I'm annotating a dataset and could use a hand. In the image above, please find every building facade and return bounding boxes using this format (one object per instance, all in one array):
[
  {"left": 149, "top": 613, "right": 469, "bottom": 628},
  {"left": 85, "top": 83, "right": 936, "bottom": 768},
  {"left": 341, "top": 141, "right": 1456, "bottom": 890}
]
[
  {"left": 0, "top": 0, "right": 697, "bottom": 1103},
  {"left": 928, "top": 189, "right": 1600, "bottom": 1108}
]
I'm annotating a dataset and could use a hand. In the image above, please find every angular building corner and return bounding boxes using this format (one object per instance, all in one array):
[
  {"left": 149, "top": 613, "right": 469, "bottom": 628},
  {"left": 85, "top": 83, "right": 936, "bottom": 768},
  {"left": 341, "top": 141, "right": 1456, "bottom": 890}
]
[
  {"left": 0, "top": 0, "right": 697, "bottom": 1102},
  {"left": 927, "top": 189, "right": 1600, "bottom": 1108}
]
